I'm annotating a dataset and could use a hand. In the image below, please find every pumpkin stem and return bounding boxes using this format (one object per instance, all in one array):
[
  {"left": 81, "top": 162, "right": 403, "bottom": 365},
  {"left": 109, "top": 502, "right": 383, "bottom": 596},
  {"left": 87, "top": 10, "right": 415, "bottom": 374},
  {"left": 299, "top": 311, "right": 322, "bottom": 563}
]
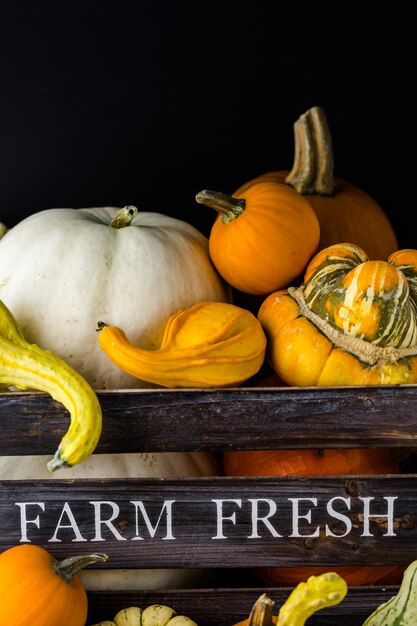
[
  {"left": 195, "top": 189, "right": 246, "bottom": 223},
  {"left": 110, "top": 205, "right": 138, "bottom": 229},
  {"left": 54, "top": 553, "right": 109, "bottom": 584},
  {"left": 247, "top": 593, "right": 275, "bottom": 626},
  {"left": 285, "top": 106, "right": 335, "bottom": 196}
]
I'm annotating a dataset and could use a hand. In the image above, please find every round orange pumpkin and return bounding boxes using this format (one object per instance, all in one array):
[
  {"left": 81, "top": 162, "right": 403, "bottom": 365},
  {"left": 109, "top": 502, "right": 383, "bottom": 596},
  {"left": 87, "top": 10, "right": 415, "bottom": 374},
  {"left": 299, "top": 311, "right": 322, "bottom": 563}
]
[
  {"left": 233, "top": 106, "right": 398, "bottom": 261},
  {"left": 223, "top": 448, "right": 404, "bottom": 587},
  {"left": 195, "top": 182, "right": 320, "bottom": 295},
  {"left": 0, "top": 544, "right": 108, "bottom": 625}
]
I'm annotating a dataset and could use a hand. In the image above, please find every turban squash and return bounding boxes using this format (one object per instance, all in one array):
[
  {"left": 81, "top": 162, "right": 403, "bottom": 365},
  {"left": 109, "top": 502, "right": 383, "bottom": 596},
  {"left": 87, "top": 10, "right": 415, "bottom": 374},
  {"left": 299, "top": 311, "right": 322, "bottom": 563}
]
[
  {"left": 233, "top": 106, "right": 398, "bottom": 261},
  {"left": 258, "top": 243, "right": 417, "bottom": 386}
]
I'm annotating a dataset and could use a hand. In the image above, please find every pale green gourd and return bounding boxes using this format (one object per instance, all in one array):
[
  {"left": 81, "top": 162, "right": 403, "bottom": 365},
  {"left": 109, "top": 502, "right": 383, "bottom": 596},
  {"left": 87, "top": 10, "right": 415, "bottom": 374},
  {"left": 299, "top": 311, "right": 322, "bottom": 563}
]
[
  {"left": 91, "top": 604, "right": 198, "bottom": 626},
  {"left": 362, "top": 559, "right": 417, "bottom": 626}
]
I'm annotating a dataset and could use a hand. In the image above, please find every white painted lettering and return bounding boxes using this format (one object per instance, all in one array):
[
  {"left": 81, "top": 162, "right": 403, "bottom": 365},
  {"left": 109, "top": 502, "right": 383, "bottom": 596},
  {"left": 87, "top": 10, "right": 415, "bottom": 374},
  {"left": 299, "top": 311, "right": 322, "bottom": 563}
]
[
  {"left": 130, "top": 500, "right": 175, "bottom": 540},
  {"left": 326, "top": 497, "right": 352, "bottom": 537},
  {"left": 49, "top": 502, "right": 87, "bottom": 542},
  {"left": 289, "top": 498, "right": 320, "bottom": 538},
  {"left": 89, "top": 501, "right": 126, "bottom": 541},
  {"left": 211, "top": 499, "right": 242, "bottom": 539},
  {"left": 360, "top": 496, "right": 397, "bottom": 537},
  {"left": 15, "top": 502, "right": 45, "bottom": 543},
  {"left": 247, "top": 498, "right": 282, "bottom": 538}
]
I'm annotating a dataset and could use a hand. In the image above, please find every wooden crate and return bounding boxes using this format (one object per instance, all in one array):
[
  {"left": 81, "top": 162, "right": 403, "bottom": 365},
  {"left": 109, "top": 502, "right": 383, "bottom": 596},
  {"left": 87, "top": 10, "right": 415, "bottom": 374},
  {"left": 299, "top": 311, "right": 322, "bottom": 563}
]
[{"left": 1, "top": 385, "right": 417, "bottom": 625}]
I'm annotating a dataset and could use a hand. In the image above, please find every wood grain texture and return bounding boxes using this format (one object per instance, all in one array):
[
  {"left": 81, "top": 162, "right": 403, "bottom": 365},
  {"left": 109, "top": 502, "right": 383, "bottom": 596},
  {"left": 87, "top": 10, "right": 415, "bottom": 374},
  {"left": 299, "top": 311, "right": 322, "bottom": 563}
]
[
  {"left": 0, "top": 476, "right": 415, "bottom": 567},
  {"left": 86, "top": 586, "right": 399, "bottom": 625},
  {"left": 1, "top": 385, "right": 417, "bottom": 455}
]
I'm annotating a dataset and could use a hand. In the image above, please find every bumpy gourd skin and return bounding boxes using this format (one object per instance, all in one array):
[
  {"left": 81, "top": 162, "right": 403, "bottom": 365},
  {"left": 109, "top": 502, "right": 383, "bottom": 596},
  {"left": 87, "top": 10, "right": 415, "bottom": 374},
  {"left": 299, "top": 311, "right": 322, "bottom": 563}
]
[
  {"left": 0, "top": 298, "right": 102, "bottom": 470},
  {"left": 232, "top": 571, "right": 347, "bottom": 626}
]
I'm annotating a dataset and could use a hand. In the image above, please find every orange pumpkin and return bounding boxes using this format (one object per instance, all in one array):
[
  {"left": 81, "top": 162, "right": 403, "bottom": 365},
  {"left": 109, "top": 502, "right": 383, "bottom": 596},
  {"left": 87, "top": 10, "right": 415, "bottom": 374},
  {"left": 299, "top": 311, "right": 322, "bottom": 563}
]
[
  {"left": 233, "top": 106, "right": 398, "bottom": 260},
  {"left": 195, "top": 182, "right": 320, "bottom": 295},
  {"left": 0, "top": 544, "right": 107, "bottom": 625},
  {"left": 223, "top": 448, "right": 404, "bottom": 587},
  {"left": 258, "top": 243, "right": 417, "bottom": 386}
]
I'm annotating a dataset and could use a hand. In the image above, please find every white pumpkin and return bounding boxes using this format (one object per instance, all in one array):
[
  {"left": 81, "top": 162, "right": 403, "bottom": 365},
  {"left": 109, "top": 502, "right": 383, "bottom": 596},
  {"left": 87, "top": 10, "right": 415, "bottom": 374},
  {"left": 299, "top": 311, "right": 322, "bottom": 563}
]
[
  {"left": 0, "top": 205, "right": 230, "bottom": 389},
  {"left": 0, "top": 450, "right": 222, "bottom": 590},
  {"left": 0, "top": 205, "right": 228, "bottom": 589}
]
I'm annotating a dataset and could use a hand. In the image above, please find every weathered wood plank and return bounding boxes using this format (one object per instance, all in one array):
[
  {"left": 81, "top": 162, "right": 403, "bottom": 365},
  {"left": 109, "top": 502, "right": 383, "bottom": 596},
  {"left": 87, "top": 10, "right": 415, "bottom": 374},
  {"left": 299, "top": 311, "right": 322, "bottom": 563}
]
[
  {"left": 0, "top": 476, "right": 415, "bottom": 567},
  {"left": 86, "top": 586, "right": 400, "bottom": 626},
  {"left": 1, "top": 385, "right": 417, "bottom": 455}
]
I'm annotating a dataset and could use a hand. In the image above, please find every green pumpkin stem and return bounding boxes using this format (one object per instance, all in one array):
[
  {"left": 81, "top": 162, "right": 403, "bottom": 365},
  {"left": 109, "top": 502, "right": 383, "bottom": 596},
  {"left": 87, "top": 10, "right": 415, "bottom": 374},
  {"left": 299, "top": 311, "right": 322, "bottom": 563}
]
[
  {"left": 285, "top": 106, "right": 335, "bottom": 196},
  {"left": 195, "top": 190, "right": 246, "bottom": 223},
  {"left": 54, "top": 553, "right": 109, "bottom": 584},
  {"left": 110, "top": 205, "right": 138, "bottom": 229},
  {"left": 247, "top": 593, "right": 275, "bottom": 626}
]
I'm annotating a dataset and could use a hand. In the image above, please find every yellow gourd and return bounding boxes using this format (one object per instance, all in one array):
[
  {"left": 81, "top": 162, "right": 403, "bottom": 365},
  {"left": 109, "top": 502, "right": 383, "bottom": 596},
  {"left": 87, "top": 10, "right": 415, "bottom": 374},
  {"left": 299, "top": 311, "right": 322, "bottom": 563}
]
[
  {"left": 0, "top": 298, "right": 102, "bottom": 470},
  {"left": 98, "top": 301, "right": 267, "bottom": 387},
  {"left": 233, "top": 571, "right": 347, "bottom": 625}
]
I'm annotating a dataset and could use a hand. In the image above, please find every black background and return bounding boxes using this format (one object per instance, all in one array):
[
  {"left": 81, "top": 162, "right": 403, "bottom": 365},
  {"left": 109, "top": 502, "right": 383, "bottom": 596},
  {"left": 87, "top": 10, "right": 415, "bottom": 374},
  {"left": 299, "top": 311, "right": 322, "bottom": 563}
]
[{"left": 0, "top": 2, "right": 415, "bottom": 247}]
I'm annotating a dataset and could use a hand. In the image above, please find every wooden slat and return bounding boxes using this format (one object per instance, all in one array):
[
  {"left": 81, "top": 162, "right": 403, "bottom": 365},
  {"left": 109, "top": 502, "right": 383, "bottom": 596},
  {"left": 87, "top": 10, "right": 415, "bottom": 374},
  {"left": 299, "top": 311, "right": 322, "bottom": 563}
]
[
  {"left": 86, "top": 586, "right": 399, "bottom": 626},
  {"left": 1, "top": 385, "right": 417, "bottom": 455},
  {"left": 1, "top": 476, "right": 416, "bottom": 567}
]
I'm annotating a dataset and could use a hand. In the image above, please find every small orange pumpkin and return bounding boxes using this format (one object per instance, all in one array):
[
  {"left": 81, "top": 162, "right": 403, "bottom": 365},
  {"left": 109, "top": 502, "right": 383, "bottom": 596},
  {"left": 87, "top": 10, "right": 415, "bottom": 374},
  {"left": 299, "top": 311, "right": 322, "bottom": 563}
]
[
  {"left": 195, "top": 182, "right": 320, "bottom": 295},
  {"left": 233, "top": 106, "right": 398, "bottom": 260},
  {"left": 223, "top": 448, "right": 404, "bottom": 587},
  {"left": 0, "top": 544, "right": 108, "bottom": 626},
  {"left": 258, "top": 243, "right": 417, "bottom": 386}
]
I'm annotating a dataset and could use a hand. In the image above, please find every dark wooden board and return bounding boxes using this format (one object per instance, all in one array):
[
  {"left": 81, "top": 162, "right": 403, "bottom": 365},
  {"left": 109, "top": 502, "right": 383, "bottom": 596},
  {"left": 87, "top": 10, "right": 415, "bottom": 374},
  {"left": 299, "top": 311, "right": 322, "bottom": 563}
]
[
  {"left": 86, "top": 586, "right": 399, "bottom": 625},
  {"left": 1, "top": 476, "right": 416, "bottom": 567},
  {"left": 1, "top": 385, "right": 417, "bottom": 455}
]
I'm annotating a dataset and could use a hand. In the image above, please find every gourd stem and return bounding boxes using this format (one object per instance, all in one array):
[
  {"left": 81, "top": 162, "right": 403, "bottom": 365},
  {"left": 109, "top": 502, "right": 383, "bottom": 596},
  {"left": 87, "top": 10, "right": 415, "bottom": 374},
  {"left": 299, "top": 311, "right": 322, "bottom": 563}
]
[
  {"left": 247, "top": 593, "right": 275, "bottom": 626},
  {"left": 289, "top": 285, "right": 417, "bottom": 366},
  {"left": 110, "top": 205, "right": 138, "bottom": 229},
  {"left": 285, "top": 106, "right": 335, "bottom": 196},
  {"left": 54, "top": 553, "right": 108, "bottom": 584},
  {"left": 195, "top": 190, "right": 246, "bottom": 223}
]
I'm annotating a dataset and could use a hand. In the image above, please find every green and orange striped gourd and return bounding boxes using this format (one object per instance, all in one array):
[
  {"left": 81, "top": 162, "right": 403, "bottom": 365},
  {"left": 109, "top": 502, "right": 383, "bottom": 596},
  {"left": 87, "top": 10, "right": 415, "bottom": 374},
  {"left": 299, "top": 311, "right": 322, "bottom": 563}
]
[{"left": 258, "top": 243, "right": 417, "bottom": 386}]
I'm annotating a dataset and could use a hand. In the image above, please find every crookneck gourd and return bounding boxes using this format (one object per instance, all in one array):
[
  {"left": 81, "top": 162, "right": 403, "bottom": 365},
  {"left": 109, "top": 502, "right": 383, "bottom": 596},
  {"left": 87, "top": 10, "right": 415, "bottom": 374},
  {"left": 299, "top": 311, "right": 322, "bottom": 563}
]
[
  {"left": 0, "top": 544, "right": 108, "bottom": 626},
  {"left": 234, "top": 106, "right": 398, "bottom": 260},
  {"left": 98, "top": 301, "right": 267, "bottom": 387},
  {"left": 90, "top": 604, "right": 198, "bottom": 625},
  {"left": 258, "top": 243, "right": 417, "bottom": 386},
  {"left": 233, "top": 571, "right": 347, "bottom": 626},
  {"left": 0, "top": 298, "right": 102, "bottom": 470}
]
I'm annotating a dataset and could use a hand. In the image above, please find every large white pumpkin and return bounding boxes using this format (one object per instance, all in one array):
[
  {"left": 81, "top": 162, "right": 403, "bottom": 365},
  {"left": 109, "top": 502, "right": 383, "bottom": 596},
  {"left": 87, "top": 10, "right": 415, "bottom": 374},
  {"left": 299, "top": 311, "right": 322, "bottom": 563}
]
[
  {"left": 0, "top": 206, "right": 228, "bottom": 589},
  {"left": 0, "top": 206, "right": 230, "bottom": 389}
]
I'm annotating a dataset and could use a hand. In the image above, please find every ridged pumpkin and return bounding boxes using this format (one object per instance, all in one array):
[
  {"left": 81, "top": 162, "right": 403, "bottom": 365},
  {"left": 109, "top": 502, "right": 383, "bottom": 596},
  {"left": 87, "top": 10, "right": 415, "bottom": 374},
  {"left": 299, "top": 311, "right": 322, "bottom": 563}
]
[
  {"left": 258, "top": 244, "right": 417, "bottom": 386},
  {"left": 223, "top": 448, "right": 404, "bottom": 587},
  {"left": 0, "top": 544, "right": 107, "bottom": 626},
  {"left": 195, "top": 182, "right": 320, "bottom": 295},
  {"left": 233, "top": 106, "right": 398, "bottom": 261}
]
